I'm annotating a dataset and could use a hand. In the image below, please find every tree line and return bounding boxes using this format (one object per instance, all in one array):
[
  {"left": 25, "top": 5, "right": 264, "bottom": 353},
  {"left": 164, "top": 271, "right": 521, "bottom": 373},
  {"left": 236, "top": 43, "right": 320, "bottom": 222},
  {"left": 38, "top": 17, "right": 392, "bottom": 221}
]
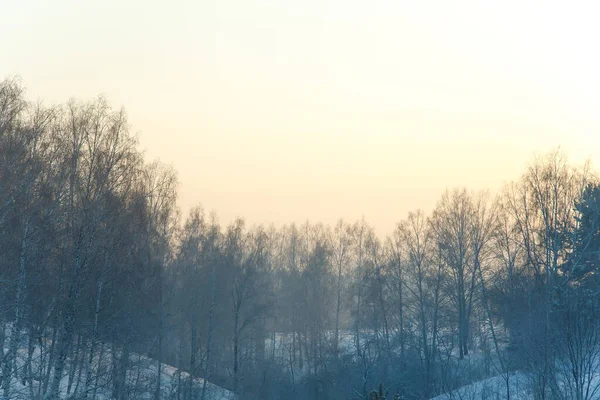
[{"left": 2, "top": 77, "right": 600, "bottom": 400}]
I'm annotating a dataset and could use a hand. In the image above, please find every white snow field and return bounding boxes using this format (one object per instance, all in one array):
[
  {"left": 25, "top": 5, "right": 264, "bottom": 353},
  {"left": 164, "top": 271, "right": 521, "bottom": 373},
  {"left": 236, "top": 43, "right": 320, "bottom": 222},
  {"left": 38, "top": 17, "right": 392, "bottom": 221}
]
[
  {"left": 430, "top": 372, "right": 531, "bottom": 400},
  {"left": 430, "top": 367, "right": 600, "bottom": 400},
  {"left": 1, "top": 326, "right": 235, "bottom": 400}
]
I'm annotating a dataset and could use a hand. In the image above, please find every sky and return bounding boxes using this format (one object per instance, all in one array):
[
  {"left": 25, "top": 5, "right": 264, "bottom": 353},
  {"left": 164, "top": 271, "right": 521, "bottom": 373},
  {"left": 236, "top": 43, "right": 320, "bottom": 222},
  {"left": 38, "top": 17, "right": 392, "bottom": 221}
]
[{"left": 2, "top": 0, "right": 600, "bottom": 235}]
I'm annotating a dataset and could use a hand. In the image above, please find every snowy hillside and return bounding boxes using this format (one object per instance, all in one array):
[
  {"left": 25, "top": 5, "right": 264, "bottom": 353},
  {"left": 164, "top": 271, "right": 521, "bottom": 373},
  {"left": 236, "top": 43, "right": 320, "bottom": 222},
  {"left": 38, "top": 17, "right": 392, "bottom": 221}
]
[
  {"left": 431, "top": 367, "right": 600, "bottom": 400},
  {"left": 431, "top": 372, "right": 531, "bottom": 400},
  {"left": 1, "top": 327, "right": 234, "bottom": 400}
]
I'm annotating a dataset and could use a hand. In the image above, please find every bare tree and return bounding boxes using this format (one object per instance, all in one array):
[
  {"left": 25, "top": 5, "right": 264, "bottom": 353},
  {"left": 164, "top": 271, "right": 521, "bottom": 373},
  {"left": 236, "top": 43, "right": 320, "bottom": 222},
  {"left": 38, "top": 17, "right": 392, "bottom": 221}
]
[
  {"left": 393, "top": 210, "right": 437, "bottom": 396},
  {"left": 430, "top": 189, "right": 477, "bottom": 360},
  {"left": 330, "top": 219, "right": 354, "bottom": 359}
]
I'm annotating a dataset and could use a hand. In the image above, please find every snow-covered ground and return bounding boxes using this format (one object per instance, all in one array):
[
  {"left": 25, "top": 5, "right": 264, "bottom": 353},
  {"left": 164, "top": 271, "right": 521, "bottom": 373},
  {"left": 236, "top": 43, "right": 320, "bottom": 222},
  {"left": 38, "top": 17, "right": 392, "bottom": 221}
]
[
  {"left": 1, "top": 326, "right": 235, "bottom": 400},
  {"left": 431, "top": 372, "right": 531, "bottom": 400},
  {"left": 431, "top": 367, "right": 600, "bottom": 400}
]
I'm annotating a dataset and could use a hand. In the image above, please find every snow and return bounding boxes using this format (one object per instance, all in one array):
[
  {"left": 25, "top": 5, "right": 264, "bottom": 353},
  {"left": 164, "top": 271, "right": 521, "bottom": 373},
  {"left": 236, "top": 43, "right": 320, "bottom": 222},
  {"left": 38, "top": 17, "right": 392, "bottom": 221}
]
[
  {"left": 1, "top": 325, "right": 235, "bottom": 400},
  {"left": 430, "top": 372, "right": 531, "bottom": 400},
  {"left": 430, "top": 366, "right": 600, "bottom": 400}
]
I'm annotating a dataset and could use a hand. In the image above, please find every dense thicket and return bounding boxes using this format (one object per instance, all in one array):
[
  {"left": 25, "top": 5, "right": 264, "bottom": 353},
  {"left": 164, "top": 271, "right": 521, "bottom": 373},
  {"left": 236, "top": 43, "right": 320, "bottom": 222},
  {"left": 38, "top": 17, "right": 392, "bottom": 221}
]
[{"left": 2, "top": 78, "right": 600, "bottom": 400}]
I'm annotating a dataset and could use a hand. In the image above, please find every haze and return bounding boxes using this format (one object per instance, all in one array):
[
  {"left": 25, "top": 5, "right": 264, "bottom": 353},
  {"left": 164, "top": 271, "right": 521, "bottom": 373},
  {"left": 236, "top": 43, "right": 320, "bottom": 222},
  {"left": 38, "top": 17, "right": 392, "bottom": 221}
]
[{"left": 3, "top": 0, "right": 600, "bottom": 234}]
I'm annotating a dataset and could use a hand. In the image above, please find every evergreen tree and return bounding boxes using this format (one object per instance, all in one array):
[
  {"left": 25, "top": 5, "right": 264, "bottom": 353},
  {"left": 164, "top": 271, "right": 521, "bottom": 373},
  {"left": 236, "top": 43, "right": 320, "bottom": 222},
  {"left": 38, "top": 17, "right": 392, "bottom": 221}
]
[{"left": 565, "top": 183, "right": 600, "bottom": 285}]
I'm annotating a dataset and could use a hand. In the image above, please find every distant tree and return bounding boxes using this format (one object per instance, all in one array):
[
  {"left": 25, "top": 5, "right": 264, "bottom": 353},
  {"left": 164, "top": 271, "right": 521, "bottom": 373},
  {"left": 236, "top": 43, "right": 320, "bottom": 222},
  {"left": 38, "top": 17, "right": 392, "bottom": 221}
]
[
  {"left": 330, "top": 219, "right": 354, "bottom": 359},
  {"left": 430, "top": 189, "right": 477, "bottom": 359}
]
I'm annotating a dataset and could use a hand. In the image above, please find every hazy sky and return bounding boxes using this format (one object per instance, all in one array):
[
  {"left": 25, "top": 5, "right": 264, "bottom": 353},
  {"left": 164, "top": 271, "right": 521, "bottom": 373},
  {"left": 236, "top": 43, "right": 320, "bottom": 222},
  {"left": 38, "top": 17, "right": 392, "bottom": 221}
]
[{"left": 2, "top": 0, "right": 600, "bottom": 235}]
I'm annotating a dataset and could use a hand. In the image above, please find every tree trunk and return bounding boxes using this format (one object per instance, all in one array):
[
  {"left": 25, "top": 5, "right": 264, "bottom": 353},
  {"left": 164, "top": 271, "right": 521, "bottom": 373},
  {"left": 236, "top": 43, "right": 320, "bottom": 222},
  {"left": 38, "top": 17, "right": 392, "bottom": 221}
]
[
  {"left": 334, "top": 262, "right": 342, "bottom": 358},
  {"left": 73, "top": 337, "right": 85, "bottom": 398},
  {"left": 155, "top": 272, "right": 164, "bottom": 400},
  {"left": 49, "top": 250, "right": 83, "bottom": 400},
  {"left": 115, "top": 343, "right": 129, "bottom": 400},
  {"left": 200, "top": 259, "right": 218, "bottom": 400},
  {"left": 67, "top": 333, "right": 83, "bottom": 396},
  {"left": 2, "top": 221, "right": 29, "bottom": 398},
  {"left": 92, "top": 341, "right": 105, "bottom": 400},
  {"left": 85, "top": 277, "right": 104, "bottom": 398},
  {"left": 188, "top": 324, "right": 197, "bottom": 400},
  {"left": 26, "top": 324, "right": 36, "bottom": 400},
  {"left": 233, "top": 308, "right": 240, "bottom": 394}
]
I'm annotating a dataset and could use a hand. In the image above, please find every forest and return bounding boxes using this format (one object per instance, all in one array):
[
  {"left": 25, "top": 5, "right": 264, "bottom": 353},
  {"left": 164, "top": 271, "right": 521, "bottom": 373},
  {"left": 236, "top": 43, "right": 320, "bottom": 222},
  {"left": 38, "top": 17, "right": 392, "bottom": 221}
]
[{"left": 2, "top": 76, "right": 600, "bottom": 400}]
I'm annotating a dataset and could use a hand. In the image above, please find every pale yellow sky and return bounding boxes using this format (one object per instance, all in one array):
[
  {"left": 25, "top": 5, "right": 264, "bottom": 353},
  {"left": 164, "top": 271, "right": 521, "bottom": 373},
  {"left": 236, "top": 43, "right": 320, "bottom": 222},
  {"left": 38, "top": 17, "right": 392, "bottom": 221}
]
[{"left": 2, "top": 0, "right": 600, "bottom": 235}]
